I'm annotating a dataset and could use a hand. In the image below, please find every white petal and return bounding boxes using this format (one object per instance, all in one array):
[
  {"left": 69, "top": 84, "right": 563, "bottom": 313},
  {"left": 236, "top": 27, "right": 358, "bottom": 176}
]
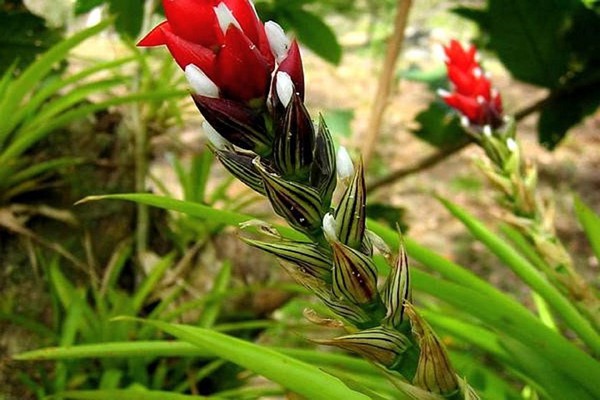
[
  {"left": 506, "top": 137, "right": 518, "bottom": 152},
  {"left": 202, "top": 121, "right": 229, "bottom": 150},
  {"left": 185, "top": 64, "right": 219, "bottom": 98},
  {"left": 276, "top": 71, "right": 294, "bottom": 108},
  {"left": 460, "top": 116, "right": 470, "bottom": 128},
  {"left": 483, "top": 125, "right": 492, "bottom": 137},
  {"left": 214, "top": 2, "right": 241, "bottom": 35},
  {"left": 265, "top": 21, "right": 290, "bottom": 63},
  {"left": 336, "top": 146, "right": 354, "bottom": 181},
  {"left": 322, "top": 213, "right": 338, "bottom": 242},
  {"left": 436, "top": 88, "right": 451, "bottom": 98}
]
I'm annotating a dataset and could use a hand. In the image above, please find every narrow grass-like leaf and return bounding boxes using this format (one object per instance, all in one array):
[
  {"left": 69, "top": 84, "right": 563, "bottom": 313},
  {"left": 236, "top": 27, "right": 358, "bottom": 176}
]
[
  {"left": 15, "top": 340, "right": 381, "bottom": 377},
  {"left": 0, "top": 90, "right": 186, "bottom": 165},
  {"left": 574, "top": 195, "right": 600, "bottom": 262},
  {"left": 500, "top": 224, "right": 553, "bottom": 275},
  {"left": 75, "top": 193, "right": 304, "bottom": 241},
  {"left": 498, "top": 335, "right": 595, "bottom": 400},
  {"left": 439, "top": 197, "right": 600, "bottom": 355},
  {"left": 12, "top": 57, "right": 135, "bottom": 130},
  {"left": 412, "top": 269, "right": 600, "bottom": 398},
  {"left": 132, "top": 252, "right": 176, "bottom": 313},
  {"left": 26, "top": 78, "right": 125, "bottom": 124},
  {"left": 136, "top": 321, "right": 370, "bottom": 400},
  {"left": 0, "top": 20, "right": 112, "bottom": 145},
  {"left": 448, "top": 351, "right": 522, "bottom": 400},
  {"left": 198, "top": 261, "right": 231, "bottom": 328},
  {"left": 58, "top": 389, "right": 217, "bottom": 400},
  {"left": 5, "top": 157, "right": 83, "bottom": 188}
]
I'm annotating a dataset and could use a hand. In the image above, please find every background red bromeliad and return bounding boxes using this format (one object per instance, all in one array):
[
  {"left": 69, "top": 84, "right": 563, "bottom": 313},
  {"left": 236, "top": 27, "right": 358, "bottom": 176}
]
[{"left": 438, "top": 40, "right": 504, "bottom": 130}]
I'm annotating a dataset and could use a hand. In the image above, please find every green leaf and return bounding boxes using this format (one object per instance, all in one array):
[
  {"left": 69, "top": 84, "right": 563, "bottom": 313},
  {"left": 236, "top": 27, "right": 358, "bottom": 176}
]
[
  {"left": 0, "top": 9, "right": 63, "bottom": 75},
  {"left": 283, "top": 8, "right": 342, "bottom": 65},
  {"left": 412, "top": 270, "right": 600, "bottom": 400},
  {"left": 574, "top": 196, "right": 600, "bottom": 263},
  {"left": 131, "top": 253, "right": 176, "bottom": 313},
  {"left": 538, "top": 80, "right": 600, "bottom": 149},
  {"left": 439, "top": 197, "right": 600, "bottom": 356},
  {"left": 0, "top": 19, "right": 111, "bottom": 148},
  {"left": 59, "top": 389, "right": 216, "bottom": 400},
  {"left": 109, "top": 0, "right": 144, "bottom": 38},
  {"left": 133, "top": 321, "right": 371, "bottom": 400},
  {"left": 75, "top": 0, "right": 105, "bottom": 15},
  {"left": 413, "top": 102, "right": 470, "bottom": 149},
  {"left": 487, "top": 0, "right": 578, "bottom": 88},
  {"left": 77, "top": 193, "right": 305, "bottom": 241}
]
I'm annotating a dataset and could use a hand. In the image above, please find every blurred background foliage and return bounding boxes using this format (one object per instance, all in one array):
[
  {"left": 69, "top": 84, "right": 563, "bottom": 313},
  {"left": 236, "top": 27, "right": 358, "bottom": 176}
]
[{"left": 1, "top": 0, "right": 599, "bottom": 399}]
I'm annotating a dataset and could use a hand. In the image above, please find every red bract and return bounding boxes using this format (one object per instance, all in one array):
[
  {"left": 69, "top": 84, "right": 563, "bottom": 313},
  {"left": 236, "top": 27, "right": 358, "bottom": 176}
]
[
  {"left": 138, "top": 0, "right": 275, "bottom": 103},
  {"left": 439, "top": 40, "right": 504, "bottom": 129}
]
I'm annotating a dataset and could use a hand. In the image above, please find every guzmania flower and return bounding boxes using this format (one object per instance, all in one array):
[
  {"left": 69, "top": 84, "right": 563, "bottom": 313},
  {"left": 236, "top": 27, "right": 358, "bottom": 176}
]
[
  {"left": 139, "top": 0, "right": 304, "bottom": 156},
  {"left": 139, "top": 0, "right": 297, "bottom": 104},
  {"left": 438, "top": 40, "right": 504, "bottom": 129}
]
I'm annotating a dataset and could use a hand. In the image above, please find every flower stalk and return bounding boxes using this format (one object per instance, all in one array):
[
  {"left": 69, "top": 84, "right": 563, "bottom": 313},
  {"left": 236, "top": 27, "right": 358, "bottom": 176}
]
[
  {"left": 440, "top": 40, "right": 600, "bottom": 330},
  {"left": 139, "top": 3, "right": 479, "bottom": 397}
]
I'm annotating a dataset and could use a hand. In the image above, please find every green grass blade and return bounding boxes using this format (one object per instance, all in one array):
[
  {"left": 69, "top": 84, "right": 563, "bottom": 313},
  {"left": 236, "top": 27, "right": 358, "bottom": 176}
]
[
  {"left": 439, "top": 197, "right": 600, "bottom": 355},
  {"left": 500, "top": 224, "right": 553, "bottom": 275},
  {"left": 0, "top": 20, "right": 112, "bottom": 145},
  {"left": 198, "top": 261, "right": 231, "bottom": 328},
  {"left": 59, "top": 389, "right": 218, "bottom": 400},
  {"left": 11, "top": 57, "right": 135, "bottom": 130},
  {"left": 143, "top": 320, "right": 370, "bottom": 400},
  {"left": 499, "top": 335, "right": 595, "bottom": 400},
  {"left": 131, "top": 252, "right": 176, "bottom": 313},
  {"left": 368, "top": 219, "right": 499, "bottom": 297},
  {"left": 5, "top": 157, "right": 83, "bottom": 188},
  {"left": 448, "top": 351, "right": 522, "bottom": 400},
  {"left": 0, "top": 90, "right": 185, "bottom": 166},
  {"left": 26, "top": 78, "right": 125, "bottom": 124},
  {"left": 574, "top": 195, "right": 600, "bottom": 262},
  {"left": 14, "top": 340, "right": 381, "bottom": 377},
  {"left": 412, "top": 269, "right": 600, "bottom": 398},
  {"left": 76, "top": 193, "right": 305, "bottom": 241}
]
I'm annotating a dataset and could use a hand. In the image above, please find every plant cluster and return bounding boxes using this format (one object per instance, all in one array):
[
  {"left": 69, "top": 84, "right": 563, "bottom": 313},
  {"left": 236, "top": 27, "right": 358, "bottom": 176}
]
[{"left": 2, "top": 1, "right": 600, "bottom": 400}]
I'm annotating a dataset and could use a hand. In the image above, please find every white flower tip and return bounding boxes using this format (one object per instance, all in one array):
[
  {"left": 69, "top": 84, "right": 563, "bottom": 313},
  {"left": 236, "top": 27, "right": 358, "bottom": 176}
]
[
  {"left": 336, "top": 146, "right": 354, "bottom": 181},
  {"left": 476, "top": 95, "right": 485, "bottom": 104},
  {"left": 214, "top": 2, "right": 241, "bottom": 35},
  {"left": 473, "top": 67, "right": 483, "bottom": 78},
  {"left": 483, "top": 125, "right": 493, "bottom": 137},
  {"left": 276, "top": 71, "right": 294, "bottom": 108},
  {"left": 322, "top": 213, "right": 338, "bottom": 242},
  {"left": 506, "top": 137, "right": 518, "bottom": 152},
  {"left": 265, "top": 21, "right": 290, "bottom": 63},
  {"left": 202, "top": 121, "right": 229, "bottom": 150},
  {"left": 185, "top": 64, "right": 219, "bottom": 98},
  {"left": 437, "top": 88, "right": 451, "bottom": 98},
  {"left": 460, "top": 115, "right": 470, "bottom": 128}
]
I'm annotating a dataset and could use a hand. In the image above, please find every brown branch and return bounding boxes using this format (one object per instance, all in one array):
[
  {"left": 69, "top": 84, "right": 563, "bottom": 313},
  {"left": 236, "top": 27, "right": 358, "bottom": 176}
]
[
  {"left": 368, "top": 139, "right": 470, "bottom": 192},
  {"left": 367, "top": 94, "right": 552, "bottom": 193},
  {"left": 362, "top": 0, "right": 413, "bottom": 167}
]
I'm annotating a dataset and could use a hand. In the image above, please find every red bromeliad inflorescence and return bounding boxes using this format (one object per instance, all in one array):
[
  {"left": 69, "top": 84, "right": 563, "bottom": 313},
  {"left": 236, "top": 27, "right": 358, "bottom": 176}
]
[
  {"left": 138, "top": 0, "right": 305, "bottom": 156},
  {"left": 138, "top": 0, "right": 303, "bottom": 103},
  {"left": 438, "top": 40, "right": 504, "bottom": 130}
]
